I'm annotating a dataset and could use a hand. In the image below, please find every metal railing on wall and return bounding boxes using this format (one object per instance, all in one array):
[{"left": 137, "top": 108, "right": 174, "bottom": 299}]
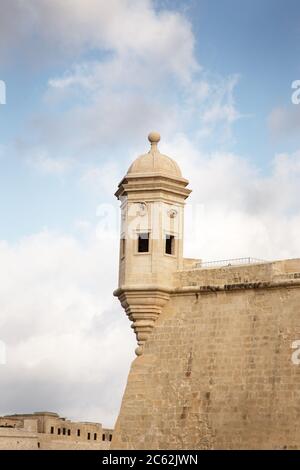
[{"left": 196, "top": 257, "right": 267, "bottom": 269}]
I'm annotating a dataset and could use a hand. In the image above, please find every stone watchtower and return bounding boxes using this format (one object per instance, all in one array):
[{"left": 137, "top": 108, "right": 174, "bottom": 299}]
[
  {"left": 114, "top": 132, "right": 191, "bottom": 356},
  {"left": 112, "top": 133, "right": 300, "bottom": 450}
]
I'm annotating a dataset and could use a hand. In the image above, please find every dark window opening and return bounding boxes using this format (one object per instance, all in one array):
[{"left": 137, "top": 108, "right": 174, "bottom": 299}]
[
  {"left": 94, "top": 433, "right": 97, "bottom": 440},
  {"left": 62, "top": 427, "right": 66, "bottom": 435},
  {"left": 138, "top": 233, "right": 149, "bottom": 253},
  {"left": 102, "top": 434, "right": 105, "bottom": 441},
  {"left": 109, "top": 434, "right": 112, "bottom": 442},
  {"left": 87, "top": 432, "right": 91, "bottom": 440},
  {"left": 68, "top": 429, "right": 71, "bottom": 436},
  {"left": 165, "top": 235, "right": 175, "bottom": 255},
  {"left": 37, "top": 442, "right": 40, "bottom": 449},
  {"left": 58, "top": 428, "right": 61, "bottom": 435},
  {"left": 121, "top": 238, "right": 126, "bottom": 258},
  {"left": 77, "top": 429, "right": 80, "bottom": 437},
  {"left": 50, "top": 426, "right": 54, "bottom": 434}
]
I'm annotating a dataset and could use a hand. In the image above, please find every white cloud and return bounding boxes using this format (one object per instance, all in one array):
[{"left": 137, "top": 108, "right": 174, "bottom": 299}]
[
  {"left": 0, "top": 0, "right": 197, "bottom": 79},
  {"left": 0, "top": 229, "right": 135, "bottom": 427},
  {"left": 27, "top": 150, "right": 74, "bottom": 175},
  {"left": 200, "top": 74, "right": 241, "bottom": 140},
  {"left": 5, "top": 0, "right": 239, "bottom": 161},
  {"left": 44, "top": 58, "right": 240, "bottom": 153},
  {"left": 163, "top": 135, "right": 300, "bottom": 261},
  {"left": 2, "top": 139, "right": 300, "bottom": 426},
  {"left": 80, "top": 161, "right": 123, "bottom": 197},
  {"left": 3, "top": 0, "right": 299, "bottom": 429},
  {"left": 0, "top": 0, "right": 243, "bottom": 194}
]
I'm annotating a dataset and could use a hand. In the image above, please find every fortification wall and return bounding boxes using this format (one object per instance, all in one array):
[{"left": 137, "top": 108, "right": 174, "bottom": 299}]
[
  {"left": 0, "top": 432, "right": 111, "bottom": 450},
  {"left": 38, "top": 436, "right": 111, "bottom": 450},
  {"left": 0, "top": 428, "right": 38, "bottom": 450},
  {"left": 112, "top": 261, "right": 300, "bottom": 449}
]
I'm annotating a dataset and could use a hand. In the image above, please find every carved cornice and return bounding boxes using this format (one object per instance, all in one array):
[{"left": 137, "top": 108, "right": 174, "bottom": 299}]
[
  {"left": 115, "top": 174, "right": 191, "bottom": 200},
  {"left": 114, "top": 287, "right": 170, "bottom": 356}
]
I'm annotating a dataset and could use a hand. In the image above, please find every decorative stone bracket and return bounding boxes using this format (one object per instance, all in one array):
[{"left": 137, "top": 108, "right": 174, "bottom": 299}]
[{"left": 113, "top": 287, "right": 170, "bottom": 356}]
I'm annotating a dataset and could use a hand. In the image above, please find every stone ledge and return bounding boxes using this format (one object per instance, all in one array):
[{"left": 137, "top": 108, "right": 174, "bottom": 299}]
[{"left": 173, "top": 278, "right": 300, "bottom": 294}]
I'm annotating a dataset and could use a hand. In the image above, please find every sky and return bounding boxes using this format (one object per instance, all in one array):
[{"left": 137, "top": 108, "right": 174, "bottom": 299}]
[{"left": 0, "top": 0, "right": 300, "bottom": 428}]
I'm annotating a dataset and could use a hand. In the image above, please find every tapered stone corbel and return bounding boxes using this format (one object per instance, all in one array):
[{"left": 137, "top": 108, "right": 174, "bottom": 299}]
[{"left": 114, "top": 287, "right": 170, "bottom": 356}]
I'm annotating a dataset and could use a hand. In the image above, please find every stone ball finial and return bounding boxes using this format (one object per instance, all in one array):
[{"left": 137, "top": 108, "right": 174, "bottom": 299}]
[
  {"left": 148, "top": 131, "right": 161, "bottom": 145},
  {"left": 126, "top": 130, "right": 182, "bottom": 177}
]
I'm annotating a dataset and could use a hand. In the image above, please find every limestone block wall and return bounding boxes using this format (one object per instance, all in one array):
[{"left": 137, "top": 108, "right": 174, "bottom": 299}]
[
  {"left": 0, "top": 429, "right": 38, "bottom": 450},
  {"left": 112, "top": 263, "right": 300, "bottom": 450},
  {"left": 0, "top": 431, "right": 112, "bottom": 450},
  {"left": 38, "top": 436, "right": 111, "bottom": 450},
  {"left": 174, "top": 259, "right": 300, "bottom": 289}
]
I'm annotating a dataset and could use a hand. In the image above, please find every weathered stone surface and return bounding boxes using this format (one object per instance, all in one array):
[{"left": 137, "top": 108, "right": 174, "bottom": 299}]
[
  {"left": 112, "top": 133, "right": 300, "bottom": 450},
  {"left": 112, "top": 275, "right": 300, "bottom": 449}
]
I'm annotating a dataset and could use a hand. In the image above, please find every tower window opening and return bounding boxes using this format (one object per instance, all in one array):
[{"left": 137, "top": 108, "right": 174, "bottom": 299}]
[
  {"left": 50, "top": 426, "right": 54, "bottom": 434},
  {"left": 77, "top": 429, "right": 80, "bottom": 437},
  {"left": 68, "top": 429, "right": 71, "bottom": 436},
  {"left": 138, "top": 233, "right": 149, "bottom": 253},
  {"left": 165, "top": 235, "right": 175, "bottom": 255},
  {"left": 94, "top": 433, "right": 97, "bottom": 440},
  {"left": 121, "top": 237, "right": 126, "bottom": 258},
  {"left": 87, "top": 432, "right": 91, "bottom": 440},
  {"left": 62, "top": 427, "right": 66, "bottom": 435},
  {"left": 58, "top": 428, "right": 61, "bottom": 435},
  {"left": 102, "top": 434, "right": 105, "bottom": 441},
  {"left": 109, "top": 434, "right": 112, "bottom": 441}
]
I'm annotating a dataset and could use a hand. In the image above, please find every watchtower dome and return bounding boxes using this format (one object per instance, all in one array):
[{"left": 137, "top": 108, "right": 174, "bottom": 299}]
[
  {"left": 114, "top": 132, "right": 191, "bottom": 355},
  {"left": 127, "top": 132, "right": 182, "bottom": 177}
]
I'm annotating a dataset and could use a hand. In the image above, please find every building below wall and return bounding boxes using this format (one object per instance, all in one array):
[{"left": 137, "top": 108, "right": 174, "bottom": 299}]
[{"left": 0, "top": 412, "right": 113, "bottom": 450}]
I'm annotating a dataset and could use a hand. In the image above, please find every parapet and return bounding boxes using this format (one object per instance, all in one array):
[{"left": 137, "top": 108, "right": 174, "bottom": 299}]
[{"left": 173, "top": 258, "right": 300, "bottom": 292}]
